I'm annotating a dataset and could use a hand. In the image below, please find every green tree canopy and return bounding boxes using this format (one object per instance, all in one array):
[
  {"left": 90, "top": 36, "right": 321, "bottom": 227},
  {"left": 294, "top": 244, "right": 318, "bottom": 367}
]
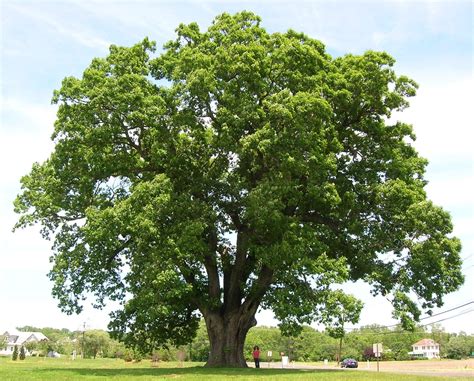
[
  {"left": 12, "top": 345, "right": 18, "bottom": 361},
  {"left": 446, "top": 333, "right": 474, "bottom": 359},
  {"left": 14, "top": 11, "right": 463, "bottom": 367},
  {"left": 81, "top": 330, "right": 111, "bottom": 359}
]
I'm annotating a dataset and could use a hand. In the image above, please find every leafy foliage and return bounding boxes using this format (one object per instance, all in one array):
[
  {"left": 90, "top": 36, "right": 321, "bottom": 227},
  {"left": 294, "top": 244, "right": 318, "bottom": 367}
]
[
  {"left": 14, "top": 11, "right": 463, "bottom": 364},
  {"left": 243, "top": 324, "right": 474, "bottom": 362},
  {"left": 19, "top": 346, "right": 26, "bottom": 360},
  {"left": 12, "top": 345, "right": 18, "bottom": 361},
  {"left": 24, "top": 340, "right": 40, "bottom": 355},
  {"left": 16, "top": 326, "right": 126, "bottom": 358},
  {"left": 445, "top": 333, "right": 474, "bottom": 359},
  {"left": 8, "top": 322, "right": 474, "bottom": 362},
  {"left": 18, "top": 326, "right": 74, "bottom": 356},
  {"left": 81, "top": 330, "right": 111, "bottom": 359}
]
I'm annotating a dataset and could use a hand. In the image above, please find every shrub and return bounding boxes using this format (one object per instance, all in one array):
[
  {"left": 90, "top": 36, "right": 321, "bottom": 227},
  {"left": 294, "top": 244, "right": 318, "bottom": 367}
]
[
  {"left": 12, "top": 345, "right": 18, "bottom": 361},
  {"left": 133, "top": 351, "right": 143, "bottom": 362},
  {"left": 122, "top": 349, "right": 133, "bottom": 362},
  {"left": 19, "top": 346, "right": 26, "bottom": 360}
]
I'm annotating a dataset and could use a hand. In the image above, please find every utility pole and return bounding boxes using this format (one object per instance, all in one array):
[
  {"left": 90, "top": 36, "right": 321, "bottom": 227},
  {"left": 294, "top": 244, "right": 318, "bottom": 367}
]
[
  {"left": 338, "top": 336, "right": 343, "bottom": 364},
  {"left": 372, "top": 342, "right": 382, "bottom": 372},
  {"left": 376, "top": 343, "right": 379, "bottom": 372},
  {"left": 338, "top": 312, "right": 345, "bottom": 365}
]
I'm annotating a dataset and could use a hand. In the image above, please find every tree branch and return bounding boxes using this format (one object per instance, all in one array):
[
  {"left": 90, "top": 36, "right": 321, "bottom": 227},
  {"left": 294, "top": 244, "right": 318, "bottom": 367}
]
[
  {"left": 299, "top": 212, "right": 340, "bottom": 232},
  {"left": 224, "top": 230, "right": 248, "bottom": 312},
  {"left": 204, "top": 228, "right": 221, "bottom": 300},
  {"left": 241, "top": 264, "right": 274, "bottom": 315},
  {"left": 106, "top": 237, "right": 133, "bottom": 269}
]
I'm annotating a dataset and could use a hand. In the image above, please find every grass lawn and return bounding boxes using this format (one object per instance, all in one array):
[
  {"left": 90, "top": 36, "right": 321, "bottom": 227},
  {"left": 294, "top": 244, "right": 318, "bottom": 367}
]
[{"left": 0, "top": 357, "right": 471, "bottom": 380}]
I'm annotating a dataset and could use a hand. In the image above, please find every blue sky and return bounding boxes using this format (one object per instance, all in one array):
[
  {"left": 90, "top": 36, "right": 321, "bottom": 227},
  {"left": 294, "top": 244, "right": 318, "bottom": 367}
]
[{"left": 1, "top": 0, "right": 472, "bottom": 333}]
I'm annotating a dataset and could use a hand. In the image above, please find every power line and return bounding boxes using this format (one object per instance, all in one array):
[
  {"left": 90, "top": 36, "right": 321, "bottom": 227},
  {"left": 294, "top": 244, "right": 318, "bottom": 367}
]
[
  {"left": 419, "top": 308, "right": 473, "bottom": 327},
  {"left": 462, "top": 254, "right": 473, "bottom": 261},
  {"left": 352, "top": 309, "right": 473, "bottom": 336},
  {"left": 344, "top": 300, "right": 474, "bottom": 332},
  {"left": 419, "top": 301, "right": 473, "bottom": 321}
]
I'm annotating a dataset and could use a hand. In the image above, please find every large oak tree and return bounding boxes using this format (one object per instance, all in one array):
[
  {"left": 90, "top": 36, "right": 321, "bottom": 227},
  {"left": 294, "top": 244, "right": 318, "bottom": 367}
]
[{"left": 15, "top": 12, "right": 463, "bottom": 367}]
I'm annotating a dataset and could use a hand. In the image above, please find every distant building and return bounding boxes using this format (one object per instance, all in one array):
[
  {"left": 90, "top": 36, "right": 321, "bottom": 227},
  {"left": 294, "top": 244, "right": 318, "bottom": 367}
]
[
  {"left": 409, "top": 338, "right": 440, "bottom": 359},
  {"left": 0, "top": 330, "right": 49, "bottom": 356}
]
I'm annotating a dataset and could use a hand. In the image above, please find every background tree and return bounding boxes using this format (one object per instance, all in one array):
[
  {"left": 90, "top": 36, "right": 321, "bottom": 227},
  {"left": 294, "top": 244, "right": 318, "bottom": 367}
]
[
  {"left": 320, "top": 291, "right": 363, "bottom": 363},
  {"left": 19, "top": 346, "right": 26, "bottom": 360},
  {"left": 245, "top": 325, "right": 282, "bottom": 361},
  {"left": 188, "top": 320, "right": 210, "bottom": 362},
  {"left": 430, "top": 323, "right": 450, "bottom": 358},
  {"left": 445, "top": 333, "right": 473, "bottom": 359},
  {"left": 17, "top": 326, "right": 75, "bottom": 356},
  {"left": 383, "top": 325, "right": 425, "bottom": 360},
  {"left": 80, "top": 330, "right": 111, "bottom": 359},
  {"left": 24, "top": 340, "right": 39, "bottom": 356},
  {"left": 107, "top": 337, "right": 128, "bottom": 359},
  {"left": 0, "top": 334, "right": 6, "bottom": 351},
  {"left": 12, "top": 345, "right": 18, "bottom": 361},
  {"left": 363, "top": 346, "right": 375, "bottom": 361},
  {"left": 14, "top": 11, "right": 463, "bottom": 367}
]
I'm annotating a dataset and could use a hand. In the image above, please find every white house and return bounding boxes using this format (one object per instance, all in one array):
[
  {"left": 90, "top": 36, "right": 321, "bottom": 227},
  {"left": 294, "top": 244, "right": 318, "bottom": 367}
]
[
  {"left": 409, "top": 338, "right": 440, "bottom": 359},
  {"left": 0, "top": 330, "right": 49, "bottom": 356}
]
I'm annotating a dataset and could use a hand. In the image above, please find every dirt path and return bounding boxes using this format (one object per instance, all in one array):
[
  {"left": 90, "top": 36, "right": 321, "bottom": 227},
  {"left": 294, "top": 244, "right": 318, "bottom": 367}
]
[
  {"left": 359, "top": 359, "right": 474, "bottom": 379},
  {"left": 252, "top": 359, "right": 474, "bottom": 378}
]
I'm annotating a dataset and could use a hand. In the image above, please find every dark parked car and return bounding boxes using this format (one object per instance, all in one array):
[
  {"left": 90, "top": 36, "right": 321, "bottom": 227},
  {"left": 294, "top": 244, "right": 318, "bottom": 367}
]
[{"left": 341, "top": 358, "right": 358, "bottom": 368}]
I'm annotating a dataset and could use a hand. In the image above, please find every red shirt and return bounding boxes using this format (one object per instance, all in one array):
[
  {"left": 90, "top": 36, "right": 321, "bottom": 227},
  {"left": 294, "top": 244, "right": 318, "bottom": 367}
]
[{"left": 253, "top": 349, "right": 260, "bottom": 359}]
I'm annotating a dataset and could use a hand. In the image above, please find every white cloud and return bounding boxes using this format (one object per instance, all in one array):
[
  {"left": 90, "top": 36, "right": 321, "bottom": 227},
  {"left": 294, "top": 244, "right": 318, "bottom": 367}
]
[
  {"left": 7, "top": 3, "right": 111, "bottom": 50},
  {"left": 0, "top": 98, "right": 56, "bottom": 183},
  {"left": 1, "top": 98, "right": 56, "bottom": 130},
  {"left": 401, "top": 76, "right": 473, "bottom": 161},
  {"left": 70, "top": 0, "right": 216, "bottom": 46},
  {"left": 0, "top": 98, "right": 56, "bottom": 279},
  {"left": 395, "top": 76, "right": 474, "bottom": 255},
  {"left": 425, "top": 177, "right": 474, "bottom": 213},
  {"left": 0, "top": 296, "right": 116, "bottom": 331}
]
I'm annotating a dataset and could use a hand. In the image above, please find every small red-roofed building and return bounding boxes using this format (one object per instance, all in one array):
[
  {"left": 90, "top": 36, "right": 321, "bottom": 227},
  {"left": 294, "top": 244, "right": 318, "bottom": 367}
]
[{"left": 409, "top": 338, "right": 440, "bottom": 359}]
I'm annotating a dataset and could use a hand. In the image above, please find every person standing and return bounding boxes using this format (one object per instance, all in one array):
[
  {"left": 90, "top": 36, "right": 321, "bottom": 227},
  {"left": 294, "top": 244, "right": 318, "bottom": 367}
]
[{"left": 252, "top": 345, "right": 260, "bottom": 368}]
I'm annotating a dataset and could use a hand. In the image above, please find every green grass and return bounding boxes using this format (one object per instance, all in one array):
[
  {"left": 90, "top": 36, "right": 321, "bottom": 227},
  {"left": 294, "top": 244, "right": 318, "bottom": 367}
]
[{"left": 0, "top": 357, "right": 470, "bottom": 381}]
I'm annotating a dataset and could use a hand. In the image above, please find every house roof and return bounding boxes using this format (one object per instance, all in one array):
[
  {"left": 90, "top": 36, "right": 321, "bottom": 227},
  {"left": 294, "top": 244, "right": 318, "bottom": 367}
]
[
  {"left": 413, "top": 338, "right": 439, "bottom": 346},
  {"left": 3, "top": 330, "right": 48, "bottom": 345}
]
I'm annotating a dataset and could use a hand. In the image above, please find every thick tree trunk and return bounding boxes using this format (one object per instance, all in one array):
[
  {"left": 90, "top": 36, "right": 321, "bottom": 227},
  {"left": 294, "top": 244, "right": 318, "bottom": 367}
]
[{"left": 203, "top": 310, "right": 257, "bottom": 367}]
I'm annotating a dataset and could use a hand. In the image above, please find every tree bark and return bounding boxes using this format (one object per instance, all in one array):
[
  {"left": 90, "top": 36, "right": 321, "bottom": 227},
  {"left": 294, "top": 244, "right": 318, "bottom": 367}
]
[
  {"left": 201, "top": 228, "right": 274, "bottom": 368},
  {"left": 203, "top": 310, "right": 257, "bottom": 367}
]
